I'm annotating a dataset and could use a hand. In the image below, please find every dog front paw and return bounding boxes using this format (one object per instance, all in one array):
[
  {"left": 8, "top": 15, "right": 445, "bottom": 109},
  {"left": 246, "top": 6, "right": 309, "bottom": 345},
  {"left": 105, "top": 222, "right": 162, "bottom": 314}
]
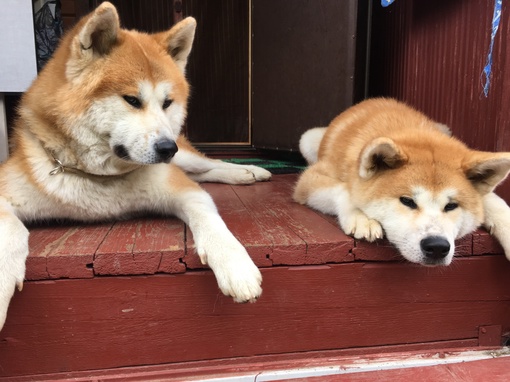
[
  {"left": 243, "top": 165, "right": 272, "bottom": 182},
  {"left": 484, "top": 217, "right": 510, "bottom": 261},
  {"left": 197, "top": 243, "right": 262, "bottom": 303},
  {"left": 340, "top": 210, "right": 383, "bottom": 242},
  {"left": 231, "top": 169, "right": 260, "bottom": 185},
  {"left": 0, "top": 230, "right": 29, "bottom": 331},
  {"left": 483, "top": 192, "right": 510, "bottom": 261},
  {"left": 227, "top": 166, "right": 272, "bottom": 184},
  {"left": 217, "top": 257, "right": 262, "bottom": 303}
]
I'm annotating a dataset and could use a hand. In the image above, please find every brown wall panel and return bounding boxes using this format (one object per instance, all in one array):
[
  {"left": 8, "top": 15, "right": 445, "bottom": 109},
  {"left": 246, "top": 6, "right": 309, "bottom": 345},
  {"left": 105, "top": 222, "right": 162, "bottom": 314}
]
[
  {"left": 183, "top": 0, "right": 250, "bottom": 144},
  {"left": 251, "top": 0, "right": 366, "bottom": 151},
  {"left": 67, "top": 1, "right": 368, "bottom": 149}
]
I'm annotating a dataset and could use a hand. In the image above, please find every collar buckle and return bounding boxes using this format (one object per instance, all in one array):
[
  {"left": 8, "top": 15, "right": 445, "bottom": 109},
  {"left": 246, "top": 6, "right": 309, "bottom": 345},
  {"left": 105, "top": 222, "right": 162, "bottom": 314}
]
[{"left": 49, "top": 157, "right": 65, "bottom": 176}]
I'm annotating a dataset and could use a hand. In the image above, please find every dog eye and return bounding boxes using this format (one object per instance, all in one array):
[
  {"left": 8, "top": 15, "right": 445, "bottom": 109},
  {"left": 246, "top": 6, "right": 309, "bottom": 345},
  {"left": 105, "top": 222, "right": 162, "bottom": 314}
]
[
  {"left": 399, "top": 196, "right": 418, "bottom": 209},
  {"left": 122, "top": 95, "right": 142, "bottom": 109},
  {"left": 444, "top": 202, "right": 459, "bottom": 212},
  {"left": 162, "top": 99, "right": 173, "bottom": 109}
]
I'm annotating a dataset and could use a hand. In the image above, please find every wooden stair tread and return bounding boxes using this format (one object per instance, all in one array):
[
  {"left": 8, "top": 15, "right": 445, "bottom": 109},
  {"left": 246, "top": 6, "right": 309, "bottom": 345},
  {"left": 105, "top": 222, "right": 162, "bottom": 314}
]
[{"left": 24, "top": 174, "right": 503, "bottom": 280}]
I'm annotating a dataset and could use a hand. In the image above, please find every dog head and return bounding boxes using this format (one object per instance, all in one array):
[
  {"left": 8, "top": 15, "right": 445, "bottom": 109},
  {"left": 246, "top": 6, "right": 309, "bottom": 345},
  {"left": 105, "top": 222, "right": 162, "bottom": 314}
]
[
  {"left": 30, "top": 2, "right": 196, "bottom": 170},
  {"left": 355, "top": 133, "right": 510, "bottom": 266}
]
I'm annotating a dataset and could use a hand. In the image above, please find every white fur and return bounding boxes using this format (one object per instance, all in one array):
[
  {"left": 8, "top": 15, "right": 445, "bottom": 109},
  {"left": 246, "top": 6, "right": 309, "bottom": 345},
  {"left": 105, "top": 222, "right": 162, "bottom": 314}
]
[
  {"left": 307, "top": 184, "right": 383, "bottom": 242},
  {"left": 299, "top": 127, "right": 326, "bottom": 164},
  {"left": 483, "top": 192, "right": 510, "bottom": 260},
  {"left": 94, "top": 82, "right": 186, "bottom": 166},
  {"left": 0, "top": 198, "right": 29, "bottom": 328},
  {"left": 172, "top": 151, "right": 272, "bottom": 184},
  {"left": 171, "top": 190, "right": 262, "bottom": 301},
  {"left": 361, "top": 187, "right": 479, "bottom": 265}
]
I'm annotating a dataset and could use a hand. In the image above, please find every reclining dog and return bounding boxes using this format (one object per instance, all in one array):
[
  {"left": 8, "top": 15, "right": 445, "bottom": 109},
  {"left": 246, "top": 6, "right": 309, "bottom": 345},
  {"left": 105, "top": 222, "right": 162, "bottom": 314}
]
[
  {"left": 295, "top": 98, "right": 510, "bottom": 266},
  {"left": 0, "top": 2, "right": 271, "bottom": 331}
]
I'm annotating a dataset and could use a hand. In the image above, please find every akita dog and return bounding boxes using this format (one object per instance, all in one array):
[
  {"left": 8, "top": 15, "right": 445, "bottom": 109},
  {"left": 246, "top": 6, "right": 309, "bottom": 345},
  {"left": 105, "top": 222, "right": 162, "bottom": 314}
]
[
  {"left": 0, "top": 2, "right": 271, "bottom": 331},
  {"left": 294, "top": 98, "right": 510, "bottom": 266}
]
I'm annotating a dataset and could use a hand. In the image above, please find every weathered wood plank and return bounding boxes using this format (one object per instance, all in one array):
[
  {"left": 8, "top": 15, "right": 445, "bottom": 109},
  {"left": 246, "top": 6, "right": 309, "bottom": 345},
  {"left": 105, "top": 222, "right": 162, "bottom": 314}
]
[
  {"left": 353, "top": 239, "right": 401, "bottom": 262},
  {"left": 231, "top": 174, "right": 353, "bottom": 265},
  {"left": 23, "top": 175, "right": 506, "bottom": 281},
  {"left": 187, "top": 182, "right": 274, "bottom": 268},
  {"left": 473, "top": 228, "right": 505, "bottom": 255},
  {"left": 268, "top": 175, "right": 354, "bottom": 263},
  {"left": 2, "top": 256, "right": 509, "bottom": 376},
  {"left": 94, "top": 218, "right": 185, "bottom": 275},
  {"left": 230, "top": 180, "right": 308, "bottom": 264},
  {"left": 27, "top": 223, "right": 113, "bottom": 280}
]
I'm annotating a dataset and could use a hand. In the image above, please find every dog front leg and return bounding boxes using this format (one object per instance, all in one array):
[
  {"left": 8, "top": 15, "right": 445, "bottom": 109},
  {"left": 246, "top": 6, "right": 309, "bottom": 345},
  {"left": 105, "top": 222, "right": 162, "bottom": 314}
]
[
  {"left": 483, "top": 192, "right": 510, "bottom": 260},
  {"left": 173, "top": 136, "right": 271, "bottom": 184},
  {"left": 294, "top": 166, "right": 383, "bottom": 242},
  {"left": 0, "top": 198, "right": 29, "bottom": 330},
  {"left": 167, "top": 175, "right": 262, "bottom": 302}
]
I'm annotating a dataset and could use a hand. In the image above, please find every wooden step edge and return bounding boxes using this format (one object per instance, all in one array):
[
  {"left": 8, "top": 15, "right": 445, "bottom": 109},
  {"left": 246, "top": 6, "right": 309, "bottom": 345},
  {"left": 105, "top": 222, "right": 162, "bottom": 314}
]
[{"left": 2, "top": 342, "right": 506, "bottom": 382}]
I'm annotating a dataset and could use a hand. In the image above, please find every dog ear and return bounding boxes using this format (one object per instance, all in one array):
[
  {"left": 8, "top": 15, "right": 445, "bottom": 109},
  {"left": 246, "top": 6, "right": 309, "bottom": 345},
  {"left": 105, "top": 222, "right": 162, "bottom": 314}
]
[
  {"left": 75, "top": 2, "right": 119, "bottom": 57},
  {"left": 435, "top": 123, "right": 453, "bottom": 137},
  {"left": 464, "top": 152, "right": 510, "bottom": 194},
  {"left": 155, "top": 17, "right": 197, "bottom": 73},
  {"left": 359, "top": 137, "right": 407, "bottom": 179}
]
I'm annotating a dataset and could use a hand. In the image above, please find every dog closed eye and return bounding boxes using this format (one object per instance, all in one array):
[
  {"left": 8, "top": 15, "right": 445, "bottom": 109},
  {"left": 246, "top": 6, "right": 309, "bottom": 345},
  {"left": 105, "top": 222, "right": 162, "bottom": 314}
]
[
  {"left": 399, "top": 196, "right": 418, "bottom": 209},
  {"left": 163, "top": 99, "right": 173, "bottom": 109},
  {"left": 122, "top": 95, "right": 142, "bottom": 109},
  {"left": 444, "top": 202, "right": 459, "bottom": 212}
]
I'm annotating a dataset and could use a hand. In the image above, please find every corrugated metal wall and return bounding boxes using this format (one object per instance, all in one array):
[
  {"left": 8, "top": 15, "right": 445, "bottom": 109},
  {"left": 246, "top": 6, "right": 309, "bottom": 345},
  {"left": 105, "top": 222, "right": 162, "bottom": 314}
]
[{"left": 370, "top": 0, "right": 510, "bottom": 200}]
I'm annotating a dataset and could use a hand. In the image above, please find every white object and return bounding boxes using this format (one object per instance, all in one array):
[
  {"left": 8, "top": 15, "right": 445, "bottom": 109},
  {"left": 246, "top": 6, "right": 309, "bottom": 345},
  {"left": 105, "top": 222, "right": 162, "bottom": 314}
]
[{"left": 0, "top": 0, "right": 37, "bottom": 162}]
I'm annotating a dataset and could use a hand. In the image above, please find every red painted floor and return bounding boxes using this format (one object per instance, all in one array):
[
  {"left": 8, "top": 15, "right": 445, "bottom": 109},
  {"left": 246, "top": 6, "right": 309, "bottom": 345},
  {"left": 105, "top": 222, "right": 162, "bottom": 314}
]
[
  {"left": 1, "top": 174, "right": 509, "bottom": 379},
  {"left": 23, "top": 174, "right": 505, "bottom": 281}
]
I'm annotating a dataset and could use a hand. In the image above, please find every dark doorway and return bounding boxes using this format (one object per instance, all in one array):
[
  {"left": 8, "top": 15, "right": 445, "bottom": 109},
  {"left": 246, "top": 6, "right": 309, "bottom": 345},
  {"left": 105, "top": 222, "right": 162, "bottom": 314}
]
[{"left": 84, "top": 0, "right": 369, "bottom": 151}]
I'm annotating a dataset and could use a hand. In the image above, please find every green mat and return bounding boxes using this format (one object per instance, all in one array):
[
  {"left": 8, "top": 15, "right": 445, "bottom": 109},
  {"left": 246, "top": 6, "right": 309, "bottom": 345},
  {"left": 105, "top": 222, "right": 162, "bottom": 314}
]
[{"left": 223, "top": 158, "right": 306, "bottom": 174}]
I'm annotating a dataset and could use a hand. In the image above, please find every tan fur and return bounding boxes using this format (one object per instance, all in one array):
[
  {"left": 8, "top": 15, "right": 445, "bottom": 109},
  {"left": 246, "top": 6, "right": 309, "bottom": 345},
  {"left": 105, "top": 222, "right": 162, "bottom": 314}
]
[
  {"left": 0, "top": 2, "right": 271, "bottom": 331},
  {"left": 295, "top": 98, "right": 510, "bottom": 266}
]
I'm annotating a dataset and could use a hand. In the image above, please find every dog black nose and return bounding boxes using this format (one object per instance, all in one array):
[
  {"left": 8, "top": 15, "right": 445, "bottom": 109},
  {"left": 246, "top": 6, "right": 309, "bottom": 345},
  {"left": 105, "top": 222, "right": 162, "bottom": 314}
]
[
  {"left": 420, "top": 236, "right": 450, "bottom": 260},
  {"left": 154, "top": 139, "right": 178, "bottom": 162}
]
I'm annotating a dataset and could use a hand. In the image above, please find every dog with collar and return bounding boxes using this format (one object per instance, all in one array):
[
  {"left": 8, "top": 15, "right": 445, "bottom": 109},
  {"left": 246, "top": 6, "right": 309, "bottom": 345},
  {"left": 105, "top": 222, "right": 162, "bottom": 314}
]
[{"left": 0, "top": 2, "right": 271, "bottom": 331}]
